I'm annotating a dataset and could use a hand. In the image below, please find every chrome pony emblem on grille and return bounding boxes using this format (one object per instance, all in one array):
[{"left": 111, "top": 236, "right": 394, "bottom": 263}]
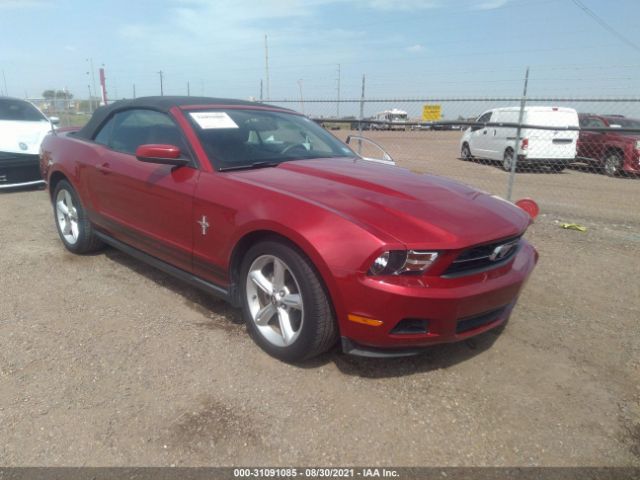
[
  {"left": 19, "top": 142, "right": 28, "bottom": 151},
  {"left": 489, "top": 240, "right": 519, "bottom": 262}
]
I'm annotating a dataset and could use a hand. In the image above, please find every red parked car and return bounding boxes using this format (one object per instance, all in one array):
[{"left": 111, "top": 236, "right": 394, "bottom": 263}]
[
  {"left": 40, "top": 97, "right": 538, "bottom": 361},
  {"left": 577, "top": 114, "right": 640, "bottom": 176}
]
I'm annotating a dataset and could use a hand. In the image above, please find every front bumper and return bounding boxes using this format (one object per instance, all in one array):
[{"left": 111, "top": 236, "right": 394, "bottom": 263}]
[
  {"left": 623, "top": 150, "right": 640, "bottom": 174},
  {"left": 337, "top": 240, "right": 538, "bottom": 353},
  {"left": 0, "top": 152, "right": 44, "bottom": 189}
]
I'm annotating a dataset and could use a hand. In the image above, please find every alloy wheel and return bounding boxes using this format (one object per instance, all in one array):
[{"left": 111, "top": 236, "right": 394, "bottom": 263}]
[
  {"left": 461, "top": 144, "right": 471, "bottom": 160},
  {"left": 604, "top": 154, "right": 621, "bottom": 177},
  {"left": 245, "top": 254, "right": 304, "bottom": 347},
  {"left": 503, "top": 150, "right": 514, "bottom": 172},
  {"left": 56, "top": 189, "right": 79, "bottom": 245}
]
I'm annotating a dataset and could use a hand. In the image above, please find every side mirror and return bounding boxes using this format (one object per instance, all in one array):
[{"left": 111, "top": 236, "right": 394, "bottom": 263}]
[
  {"left": 135, "top": 144, "right": 189, "bottom": 166},
  {"left": 49, "top": 116, "right": 60, "bottom": 125}
]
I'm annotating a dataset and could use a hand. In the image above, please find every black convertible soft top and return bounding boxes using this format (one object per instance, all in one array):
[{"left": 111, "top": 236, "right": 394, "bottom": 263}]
[{"left": 74, "top": 96, "right": 289, "bottom": 140}]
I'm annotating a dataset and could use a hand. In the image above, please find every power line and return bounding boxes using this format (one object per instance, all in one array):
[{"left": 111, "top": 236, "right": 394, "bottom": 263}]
[{"left": 570, "top": 0, "right": 640, "bottom": 54}]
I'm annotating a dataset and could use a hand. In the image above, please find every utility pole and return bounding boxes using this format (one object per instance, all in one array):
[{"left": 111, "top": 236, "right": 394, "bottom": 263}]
[
  {"left": 297, "top": 79, "right": 304, "bottom": 114},
  {"left": 158, "top": 70, "right": 164, "bottom": 96},
  {"left": 187, "top": 81, "right": 190, "bottom": 96},
  {"left": 358, "top": 74, "right": 366, "bottom": 138},
  {"left": 87, "top": 58, "right": 98, "bottom": 108},
  {"left": 264, "top": 34, "right": 270, "bottom": 101},
  {"left": 506, "top": 67, "right": 530, "bottom": 201},
  {"left": 260, "top": 79, "right": 263, "bottom": 102},
  {"left": 133, "top": 84, "right": 136, "bottom": 99},
  {"left": 1, "top": 69, "right": 7, "bottom": 96},
  {"left": 87, "top": 85, "right": 93, "bottom": 114},
  {"left": 336, "top": 63, "right": 341, "bottom": 118}
]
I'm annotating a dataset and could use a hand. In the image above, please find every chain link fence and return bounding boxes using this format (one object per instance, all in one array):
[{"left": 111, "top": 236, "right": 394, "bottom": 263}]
[{"left": 266, "top": 97, "right": 640, "bottom": 227}]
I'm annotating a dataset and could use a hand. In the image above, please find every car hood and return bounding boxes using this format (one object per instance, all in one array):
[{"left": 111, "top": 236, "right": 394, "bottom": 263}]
[
  {"left": 230, "top": 158, "right": 531, "bottom": 248},
  {"left": 0, "top": 120, "right": 52, "bottom": 155}
]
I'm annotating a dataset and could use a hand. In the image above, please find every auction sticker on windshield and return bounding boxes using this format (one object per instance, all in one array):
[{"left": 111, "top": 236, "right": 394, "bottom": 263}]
[{"left": 189, "top": 111, "right": 238, "bottom": 129}]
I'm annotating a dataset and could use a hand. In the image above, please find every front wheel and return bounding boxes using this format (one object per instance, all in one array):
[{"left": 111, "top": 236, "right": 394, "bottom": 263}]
[
  {"left": 241, "top": 240, "right": 337, "bottom": 362},
  {"left": 603, "top": 152, "right": 623, "bottom": 177},
  {"left": 461, "top": 143, "right": 472, "bottom": 161},
  {"left": 53, "top": 180, "right": 103, "bottom": 254}
]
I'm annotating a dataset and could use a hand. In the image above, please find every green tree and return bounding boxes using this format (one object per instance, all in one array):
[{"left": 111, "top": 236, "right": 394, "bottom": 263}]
[{"left": 42, "top": 89, "right": 73, "bottom": 100}]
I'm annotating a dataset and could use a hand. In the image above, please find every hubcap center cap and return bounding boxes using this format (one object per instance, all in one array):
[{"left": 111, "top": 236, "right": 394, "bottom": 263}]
[{"left": 271, "top": 291, "right": 284, "bottom": 306}]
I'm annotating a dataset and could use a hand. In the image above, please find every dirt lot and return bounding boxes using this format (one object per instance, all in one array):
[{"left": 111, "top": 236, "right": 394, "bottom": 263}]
[{"left": 0, "top": 132, "right": 639, "bottom": 466}]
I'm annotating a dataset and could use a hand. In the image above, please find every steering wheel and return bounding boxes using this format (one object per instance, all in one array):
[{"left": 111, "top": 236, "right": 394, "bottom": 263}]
[{"left": 280, "top": 143, "right": 309, "bottom": 155}]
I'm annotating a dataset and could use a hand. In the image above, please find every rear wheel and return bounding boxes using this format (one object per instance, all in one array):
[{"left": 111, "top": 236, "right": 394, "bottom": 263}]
[
  {"left": 502, "top": 149, "right": 515, "bottom": 172},
  {"left": 53, "top": 180, "right": 103, "bottom": 254},
  {"left": 241, "top": 240, "right": 337, "bottom": 362},
  {"left": 603, "top": 152, "right": 623, "bottom": 177}
]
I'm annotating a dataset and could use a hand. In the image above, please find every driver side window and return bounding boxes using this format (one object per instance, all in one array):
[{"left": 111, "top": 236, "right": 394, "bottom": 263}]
[
  {"left": 93, "top": 109, "right": 188, "bottom": 156},
  {"left": 471, "top": 112, "right": 492, "bottom": 131}
]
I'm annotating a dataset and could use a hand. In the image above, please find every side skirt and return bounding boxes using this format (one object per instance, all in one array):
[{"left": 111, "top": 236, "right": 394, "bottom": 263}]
[{"left": 94, "top": 231, "right": 238, "bottom": 306}]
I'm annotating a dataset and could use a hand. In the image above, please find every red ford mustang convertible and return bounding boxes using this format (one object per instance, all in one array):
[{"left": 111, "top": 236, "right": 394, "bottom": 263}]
[{"left": 40, "top": 97, "right": 538, "bottom": 361}]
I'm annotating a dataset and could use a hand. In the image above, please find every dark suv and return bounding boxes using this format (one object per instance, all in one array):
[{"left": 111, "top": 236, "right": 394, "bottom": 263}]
[{"left": 577, "top": 114, "right": 640, "bottom": 176}]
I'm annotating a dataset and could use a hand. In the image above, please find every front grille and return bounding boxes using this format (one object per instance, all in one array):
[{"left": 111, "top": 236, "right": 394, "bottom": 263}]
[
  {"left": 0, "top": 153, "right": 41, "bottom": 185},
  {"left": 0, "top": 152, "right": 39, "bottom": 163},
  {"left": 443, "top": 236, "right": 521, "bottom": 277},
  {"left": 456, "top": 307, "right": 506, "bottom": 334}
]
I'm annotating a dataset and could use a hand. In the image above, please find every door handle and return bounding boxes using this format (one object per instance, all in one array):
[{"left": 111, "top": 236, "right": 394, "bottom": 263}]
[
  {"left": 483, "top": 129, "right": 487, "bottom": 135},
  {"left": 97, "top": 162, "right": 111, "bottom": 175}
]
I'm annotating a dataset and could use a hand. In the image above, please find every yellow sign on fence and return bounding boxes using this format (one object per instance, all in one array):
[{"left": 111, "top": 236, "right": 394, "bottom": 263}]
[{"left": 422, "top": 104, "right": 442, "bottom": 121}]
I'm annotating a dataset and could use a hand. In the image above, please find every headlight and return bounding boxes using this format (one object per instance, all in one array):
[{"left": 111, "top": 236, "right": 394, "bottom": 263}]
[
  {"left": 368, "top": 250, "right": 439, "bottom": 276},
  {"left": 635, "top": 140, "right": 640, "bottom": 150}
]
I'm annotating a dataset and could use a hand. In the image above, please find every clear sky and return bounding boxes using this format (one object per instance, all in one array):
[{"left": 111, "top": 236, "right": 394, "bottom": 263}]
[{"left": 1, "top": 0, "right": 639, "bottom": 104}]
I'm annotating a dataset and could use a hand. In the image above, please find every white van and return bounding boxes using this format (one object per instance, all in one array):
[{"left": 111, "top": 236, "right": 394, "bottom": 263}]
[{"left": 460, "top": 106, "right": 579, "bottom": 172}]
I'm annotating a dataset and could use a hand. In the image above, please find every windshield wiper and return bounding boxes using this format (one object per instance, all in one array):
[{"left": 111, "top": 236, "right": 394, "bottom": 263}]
[{"left": 219, "top": 161, "right": 281, "bottom": 172}]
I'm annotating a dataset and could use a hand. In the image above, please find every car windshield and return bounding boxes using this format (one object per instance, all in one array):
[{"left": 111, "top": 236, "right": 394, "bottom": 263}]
[
  {"left": 0, "top": 99, "right": 48, "bottom": 122},
  {"left": 186, "top": 108, "right": 356, "bottom": 170}
]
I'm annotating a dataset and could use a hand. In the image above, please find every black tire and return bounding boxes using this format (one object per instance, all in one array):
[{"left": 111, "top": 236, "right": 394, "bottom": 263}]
[
  {"left": 603, "top": 152, "right": 623, "bottom": 177},
  {"left": 502, "top": 149, "right": 515, "bottom": 172},
  {"left": 461, "top": 143, "right": 472, "bottom": 161},
  {"left": 240, "top": 239, "right": 337, "bottom": 362},
  {"left": 52, "top": 180, "right": 103, "bottom": 254}
]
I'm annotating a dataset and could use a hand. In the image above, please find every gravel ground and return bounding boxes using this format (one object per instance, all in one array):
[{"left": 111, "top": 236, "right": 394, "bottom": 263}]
[{"left": 0, "top": 132, "right": 638, "bottom": 466}]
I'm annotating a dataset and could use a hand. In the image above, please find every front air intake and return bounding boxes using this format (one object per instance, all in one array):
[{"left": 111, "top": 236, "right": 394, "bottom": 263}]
[{"left": 390, "top": 318, "right": 429, "bottom": 335}]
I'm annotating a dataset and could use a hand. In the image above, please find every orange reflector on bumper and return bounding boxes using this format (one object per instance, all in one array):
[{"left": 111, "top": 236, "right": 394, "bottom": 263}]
[{"left": 347, "top": 314, "right": 383, "bottom": 327}]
